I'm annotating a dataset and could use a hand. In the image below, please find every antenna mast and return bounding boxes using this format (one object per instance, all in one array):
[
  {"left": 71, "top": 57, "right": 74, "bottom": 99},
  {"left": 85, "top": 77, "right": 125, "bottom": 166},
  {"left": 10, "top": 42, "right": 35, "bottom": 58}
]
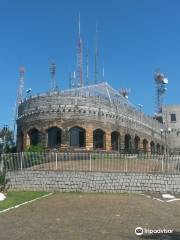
[
  {"left": 77, "top": 13, "right": 83, "bottom": 87},
  {"left": 49, "top": 61, "right": 57, "bottom": 91},
  {"left": 17, "top": 66, "right": 25, "bottom": 104},
  {"left": 86, "top": 44, "right": 89, "bottom": 85},
  {"left": 94, "top": 24, "right": 98, "bottom": 84},
  {"left": 154, "top": 70, "right": 168, "bottom": 114},
  {"left": 13, "top": 66, "right": 25, "bottom": 142}
]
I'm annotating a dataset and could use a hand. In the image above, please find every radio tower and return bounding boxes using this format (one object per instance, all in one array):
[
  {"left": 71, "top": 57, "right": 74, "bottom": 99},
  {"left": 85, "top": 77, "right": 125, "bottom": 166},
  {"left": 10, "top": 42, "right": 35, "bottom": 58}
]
[
  {"left": 17, "top": 66, "right": 25, "bottom": 104},
  {"left": 86, "top": 43, "right": 89, "bottom": 85},
  {"left": 77, "top": 13, "right": 83, "bottom": 87},
  {"left": 13, "top": 66, "right": 25, "bottom": 142},
  {"left": 94, "top": 24, "right": 98, "bottom": 84},
  {"left": 49, "top": 61, "right": 57, "bottom": 91},
  {"left": 154, "top": 70, "right": 168, "bottom": 114}
]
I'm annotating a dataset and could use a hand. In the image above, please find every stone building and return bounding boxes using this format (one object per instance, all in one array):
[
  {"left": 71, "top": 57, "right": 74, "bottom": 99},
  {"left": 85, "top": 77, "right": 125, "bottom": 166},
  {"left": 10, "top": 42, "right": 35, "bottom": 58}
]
[
  {"left": 162, "top": 105, "right": 180, "bottom": 153},
  {"left": 17, "top": 82, "right": 166, "bottom": 153}
]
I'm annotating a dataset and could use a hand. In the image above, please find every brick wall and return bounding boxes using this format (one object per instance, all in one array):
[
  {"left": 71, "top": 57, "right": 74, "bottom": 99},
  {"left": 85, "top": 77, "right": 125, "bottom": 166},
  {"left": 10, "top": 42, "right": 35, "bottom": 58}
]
[{"left": 7, "top": 171, "right": 180, "bottom": 193}]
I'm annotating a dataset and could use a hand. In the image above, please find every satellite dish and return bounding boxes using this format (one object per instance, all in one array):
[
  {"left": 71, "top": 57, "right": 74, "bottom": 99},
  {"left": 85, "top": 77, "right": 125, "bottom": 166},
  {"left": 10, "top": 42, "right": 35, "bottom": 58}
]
[{"left": 163, "top": 78, "right": 168, "bottom": 84}]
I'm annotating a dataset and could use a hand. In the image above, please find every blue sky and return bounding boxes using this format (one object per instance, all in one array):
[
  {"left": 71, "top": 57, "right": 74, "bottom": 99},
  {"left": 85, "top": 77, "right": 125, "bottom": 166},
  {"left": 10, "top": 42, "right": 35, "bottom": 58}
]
[{"left": 1, "top": 0, "right": 180, "bottom": 128}]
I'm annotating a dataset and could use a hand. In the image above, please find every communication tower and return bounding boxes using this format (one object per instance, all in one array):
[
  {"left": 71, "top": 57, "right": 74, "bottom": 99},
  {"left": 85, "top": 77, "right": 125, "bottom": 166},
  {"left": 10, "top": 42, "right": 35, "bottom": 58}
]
[
  {"left": 49, "top": 61, "right": 57, "bottom": 91},
  {"left": 154, "top": 70, "right": 168, "bottom": 114}
]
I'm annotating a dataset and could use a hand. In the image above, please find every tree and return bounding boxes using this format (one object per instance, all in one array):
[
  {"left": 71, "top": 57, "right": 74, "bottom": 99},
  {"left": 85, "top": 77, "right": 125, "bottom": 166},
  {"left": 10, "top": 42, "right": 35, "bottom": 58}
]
[{"left": 0, "top": 126, "right": 16, "bottom": 153}]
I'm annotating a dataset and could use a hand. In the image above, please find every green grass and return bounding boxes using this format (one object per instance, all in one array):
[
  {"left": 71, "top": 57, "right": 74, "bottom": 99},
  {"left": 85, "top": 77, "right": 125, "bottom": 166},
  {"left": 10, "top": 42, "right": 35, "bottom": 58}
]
[{"left": 0, "top": 191, "right": 48, "bottom": 211}]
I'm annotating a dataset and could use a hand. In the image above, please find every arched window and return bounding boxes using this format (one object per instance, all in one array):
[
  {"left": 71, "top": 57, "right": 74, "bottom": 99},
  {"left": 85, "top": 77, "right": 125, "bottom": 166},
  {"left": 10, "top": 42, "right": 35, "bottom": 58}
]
[
  {"left": 143, "top": 139, "right": 148, "bottom": 153},
  {"left": 124, "top": 134, "right": 132, "bottom": 153},
  {"left": 157, "top": 143, "right": 160, "bottom": 154},
  {"left": 47, "top": 127, "right": 61, "bottom": 148},
  {"left": 93, "top": 129, "right": 105, "bottom": 149},
  {"left": 150, "top": 141, "right": 155, "bottom": 154},
  {"left": 161, "top": 145, "right": 164, "bottom": 154},
  {"left": 70, "top": 126, "right": 86, "bottom": 148},
  {"left": 134, "top": 136, "right": 140, "bottom": 152},
  {"left": 28, "top": 128, "right": 39, "bottom": 146},
  {"left": 111, "top": 131, "right": 120, "bottom": 151}
]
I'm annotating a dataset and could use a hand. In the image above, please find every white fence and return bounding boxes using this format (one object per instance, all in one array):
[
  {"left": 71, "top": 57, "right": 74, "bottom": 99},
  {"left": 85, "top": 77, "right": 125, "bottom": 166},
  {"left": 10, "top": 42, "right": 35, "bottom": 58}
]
[{"left": 0, "top": 152, "right": 180, "bottom": 174}]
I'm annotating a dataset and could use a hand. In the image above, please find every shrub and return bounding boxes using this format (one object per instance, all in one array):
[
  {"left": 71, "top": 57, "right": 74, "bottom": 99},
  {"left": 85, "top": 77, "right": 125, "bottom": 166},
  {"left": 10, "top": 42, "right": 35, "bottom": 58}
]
[
  {"left": 25, "top": 145, "right": 45, "bottom": 153},
  {"left": 0, "top": 170, "right": 9, "bottom": 192}
]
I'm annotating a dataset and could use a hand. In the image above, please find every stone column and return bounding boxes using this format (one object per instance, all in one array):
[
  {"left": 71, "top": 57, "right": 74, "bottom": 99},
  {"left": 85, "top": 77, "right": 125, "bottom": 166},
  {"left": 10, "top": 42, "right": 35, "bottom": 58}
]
[
  {"left": 61, "top": 128, "right": 70, "bottom": 150},
  {"left": 86, "top": 128, "right": 93, "bottom": 150},
  {"left": 147, "top": 142, "right": 151, "bottom": 156},
  {"left": 105, "top": 131, "right": 111, "bottom": 151},
  {"left": 25, "top": 131, "right": 30, "bottom": 148}
]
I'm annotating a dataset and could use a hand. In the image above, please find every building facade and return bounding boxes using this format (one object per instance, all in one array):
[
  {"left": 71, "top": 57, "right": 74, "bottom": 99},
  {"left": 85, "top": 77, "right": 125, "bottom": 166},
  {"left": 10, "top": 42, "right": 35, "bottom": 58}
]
[
  {"left": 162, "top": 105, "right": 180, "bottom": 153},
  {"left": 17, "top": 82, "right": 166, "bottom": 153}
]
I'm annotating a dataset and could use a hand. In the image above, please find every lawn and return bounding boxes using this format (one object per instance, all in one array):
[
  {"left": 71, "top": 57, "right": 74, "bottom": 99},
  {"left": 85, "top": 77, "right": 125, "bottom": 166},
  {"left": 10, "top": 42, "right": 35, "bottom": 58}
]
[{"left": 0, "top": 191, "right": 48, "bottom": 211}]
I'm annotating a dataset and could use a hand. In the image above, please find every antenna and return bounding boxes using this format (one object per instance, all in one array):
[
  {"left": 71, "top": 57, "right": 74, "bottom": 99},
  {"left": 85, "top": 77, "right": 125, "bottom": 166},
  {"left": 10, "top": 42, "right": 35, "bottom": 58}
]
[
  {"left": 119, "top": 88, "right": 131, "bottom": 99},
  {"left": 13, "top": 66, "right": 25, "bottom": 143},
  {"left": 102, "top": 66, "right": 105, "bottom": 82},
  {"left": 154, "top": 69, "right": 168, "bottom": 113},
  {"left": 86, "top": 43, "right": 89, "bottom": 85},
  {"left": 76, "top": 13, "right": 83, "bottom": 88},
  {"left": 17, "top": 66, "right": 25, "bottom": 104},
  {"left": 94, "top": 23, "right": 98, "bottom": 84},
  {"left": 49, "top": 61, "right": 57, "bottom": 91}
]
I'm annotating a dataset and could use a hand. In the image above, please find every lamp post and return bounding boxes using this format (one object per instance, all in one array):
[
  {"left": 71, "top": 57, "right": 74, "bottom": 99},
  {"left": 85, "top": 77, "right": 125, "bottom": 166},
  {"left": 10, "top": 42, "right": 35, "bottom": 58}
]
[{"left": 160, "top": 127, "right": 171, "bottom": 154}]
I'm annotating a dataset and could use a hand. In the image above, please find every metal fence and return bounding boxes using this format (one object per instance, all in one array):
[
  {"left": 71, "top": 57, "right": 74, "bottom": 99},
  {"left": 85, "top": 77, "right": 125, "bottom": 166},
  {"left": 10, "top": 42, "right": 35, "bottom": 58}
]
[{"left": 0, "top": 151, "right": 180, "bottom": 174}]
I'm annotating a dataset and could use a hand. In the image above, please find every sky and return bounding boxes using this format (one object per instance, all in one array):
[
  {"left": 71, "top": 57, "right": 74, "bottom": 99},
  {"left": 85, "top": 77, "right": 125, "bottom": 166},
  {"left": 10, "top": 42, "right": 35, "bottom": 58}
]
[{"left": 1, "top": 0, "right": 180, "bottom": 128}]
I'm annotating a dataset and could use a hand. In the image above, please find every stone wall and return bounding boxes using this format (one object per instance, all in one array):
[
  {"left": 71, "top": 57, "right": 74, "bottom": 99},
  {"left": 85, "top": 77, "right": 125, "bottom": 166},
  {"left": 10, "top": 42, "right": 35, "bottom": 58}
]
[{"left": 7, "top": 170, "right": 180, "bottom": 194}]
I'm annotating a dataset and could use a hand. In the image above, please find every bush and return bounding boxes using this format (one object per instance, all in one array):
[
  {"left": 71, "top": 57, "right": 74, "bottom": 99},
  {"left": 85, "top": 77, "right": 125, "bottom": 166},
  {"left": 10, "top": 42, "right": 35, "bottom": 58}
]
[
  {"left": 0, "top": 170, "right": 9, "bottom": 192},
  {"left": 25, "top": 145, "right": 45, "bottom": 153}
]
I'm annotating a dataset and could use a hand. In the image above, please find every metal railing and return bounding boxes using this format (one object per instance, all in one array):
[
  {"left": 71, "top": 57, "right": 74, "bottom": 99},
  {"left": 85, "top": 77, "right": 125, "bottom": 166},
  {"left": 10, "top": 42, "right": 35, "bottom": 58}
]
[{"left": 0, "top": 151, "right": 180, "bottom": 174}]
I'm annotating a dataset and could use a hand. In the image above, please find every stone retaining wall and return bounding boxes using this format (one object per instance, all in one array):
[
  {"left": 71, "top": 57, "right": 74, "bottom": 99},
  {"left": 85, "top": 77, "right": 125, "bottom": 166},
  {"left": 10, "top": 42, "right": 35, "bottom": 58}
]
[{"left": 7, "top": 170, "right": 180, "bottom": 193}]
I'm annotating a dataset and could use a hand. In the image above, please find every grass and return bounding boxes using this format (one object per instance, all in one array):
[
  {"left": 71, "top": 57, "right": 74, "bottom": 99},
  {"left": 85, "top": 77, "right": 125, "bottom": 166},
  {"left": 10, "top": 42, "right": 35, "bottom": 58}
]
[{"left": 0, "top": 191, "right": 48, "bottom": 211}]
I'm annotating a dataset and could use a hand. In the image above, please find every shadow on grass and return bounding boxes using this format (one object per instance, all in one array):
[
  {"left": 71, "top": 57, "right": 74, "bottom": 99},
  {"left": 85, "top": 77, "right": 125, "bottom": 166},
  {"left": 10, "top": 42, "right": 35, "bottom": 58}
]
[{"left": 140, "top": 231, "right": 180, "bottom": 240}]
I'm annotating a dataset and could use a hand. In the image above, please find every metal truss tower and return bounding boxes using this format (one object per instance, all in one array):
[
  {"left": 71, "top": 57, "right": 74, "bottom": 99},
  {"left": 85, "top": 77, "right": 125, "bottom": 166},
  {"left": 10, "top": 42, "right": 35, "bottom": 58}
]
[
  {"left": 77, "top": 13, "right": 83, "bottom": 87},
  {"left": 154, "top": 70, "right": 168, "bottom": 114},
  {"left": 49, "top": 61, "right": 57, "bottom": 91},
  {"left": 94, "top": 24, "right": 98, "bottom": 84},
  {"left": 17, "top": 66, "right": 25, "bottom": 104}
]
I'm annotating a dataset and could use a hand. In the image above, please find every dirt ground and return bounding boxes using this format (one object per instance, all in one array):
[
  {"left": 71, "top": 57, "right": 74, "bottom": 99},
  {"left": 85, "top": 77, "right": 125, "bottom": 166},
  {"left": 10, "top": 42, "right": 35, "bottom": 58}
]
[{"left": 0, "top": 193, "right": 180, "bottom": 240}]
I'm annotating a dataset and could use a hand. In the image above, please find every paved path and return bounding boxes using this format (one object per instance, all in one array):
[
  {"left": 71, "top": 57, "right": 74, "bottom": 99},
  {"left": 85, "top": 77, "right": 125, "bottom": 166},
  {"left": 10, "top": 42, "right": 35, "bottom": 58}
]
[{"left": 0, "top": 193, "right": 180, "bottom": 240}]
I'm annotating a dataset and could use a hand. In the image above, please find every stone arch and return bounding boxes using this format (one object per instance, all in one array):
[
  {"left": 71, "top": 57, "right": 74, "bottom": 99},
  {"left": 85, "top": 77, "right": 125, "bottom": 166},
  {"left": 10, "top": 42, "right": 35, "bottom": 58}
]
[
  {"left": 161, "top": 145, "right": 165, "bottom": 154},
  {"left": 124, "top": 134, "right": 132, "bottom": 153},
  {"left": 69, "top": 126, "right": 86, "bottom": 148},
  {"left": 93, "top": 129, "right": 105, "bottom": 150},
  {"left": 111, "top": 131, "right": 120, "bottom": 151},
  {"left": 156, "top": 143, "right": 161, "bottom": 154},
  {"left": 28, "top": 128, "right": 39, "bottom": 146},
  {"left": 134, "top": 136, "right": 140, "bottom": 153},
  {"left": 19, "top": 131, "right": 24, "bottom": 152},
  {"left": 150, "top": 141, "right": 155, "bottom": 154},
  {"left": 47, "top": 127, "right": 61, "bottom": 149},
  {"left": 143, "top": 139, "right": 148, "bottom": 153}
]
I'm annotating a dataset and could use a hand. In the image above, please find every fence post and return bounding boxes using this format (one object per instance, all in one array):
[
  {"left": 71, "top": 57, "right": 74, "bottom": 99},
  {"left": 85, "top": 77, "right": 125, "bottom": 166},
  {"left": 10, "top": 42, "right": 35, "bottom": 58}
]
[
  {"left": 20, "top": 152, "right": 23, "bottom": 171},
  {"left": 89, "top": 152, "right": 92, "bottom": 171},
  {"left": 161, "top": 155, "right": 164, "bottom": 172},
  {"left": 125, "top": 155, "right": 128, "bottom": 172},
  {"left": 55, "top": 152, "right": 58, "bottom": 170}
]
